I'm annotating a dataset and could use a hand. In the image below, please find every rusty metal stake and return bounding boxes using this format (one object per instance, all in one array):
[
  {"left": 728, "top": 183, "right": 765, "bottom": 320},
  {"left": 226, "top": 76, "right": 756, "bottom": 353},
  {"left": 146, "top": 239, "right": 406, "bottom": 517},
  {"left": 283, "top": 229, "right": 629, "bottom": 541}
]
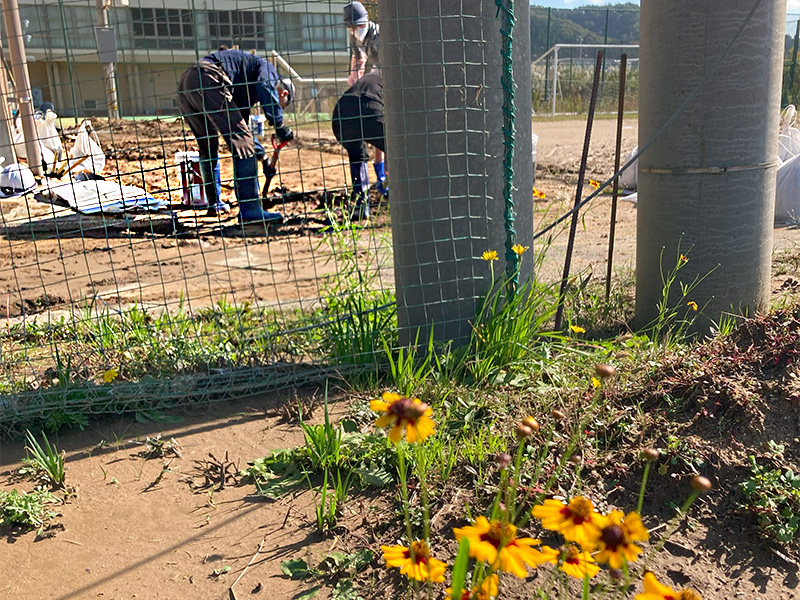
[
  {"left": 605, "top": 53, "right": 628, "bottom": 301},
  {"left": 554, "top": 50, "right": 603, "bottom": 331}
]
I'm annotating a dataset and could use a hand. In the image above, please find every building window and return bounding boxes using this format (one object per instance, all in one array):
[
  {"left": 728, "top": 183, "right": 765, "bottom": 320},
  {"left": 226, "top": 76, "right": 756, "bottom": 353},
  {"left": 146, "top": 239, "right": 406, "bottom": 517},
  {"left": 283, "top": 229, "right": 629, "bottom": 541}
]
[
  {"left": 131, "top": 8, "right": 193, "bottom": 48},
  {"left": 208, "top": 11, "right": 265, "bottom": 51}
]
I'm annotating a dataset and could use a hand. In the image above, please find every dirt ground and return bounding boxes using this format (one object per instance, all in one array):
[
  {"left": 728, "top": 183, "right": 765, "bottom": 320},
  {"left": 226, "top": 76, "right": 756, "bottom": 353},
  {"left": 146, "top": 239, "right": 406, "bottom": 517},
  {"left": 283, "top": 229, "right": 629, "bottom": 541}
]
[{"left": 2, "top": 117, "right": 800, "bottom": 599}]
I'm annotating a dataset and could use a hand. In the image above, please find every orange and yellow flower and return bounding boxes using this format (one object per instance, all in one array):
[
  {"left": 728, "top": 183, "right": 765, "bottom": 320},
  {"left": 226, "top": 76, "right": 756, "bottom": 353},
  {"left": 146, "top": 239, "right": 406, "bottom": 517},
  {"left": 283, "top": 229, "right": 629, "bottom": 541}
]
[
  {"left": 453, "top": 517, "right": 552, "bottom": 578},
  {"left": 370, "top": 392, "right": 436, "bottom": 443},
  {"left": 482, "top": 250, "right": 499, "bottom": 261},
  {"left": 446, "top": 574, "right": 499, "bottom": 600},
  {"left": 560, "top": 545, "right": 601, "bottom": 579},
  {"left": 594, "top": 510, "right": 649, "bottom": 569},
  {"left": 687, "top": 301, "right": 698, "bottom": 312},
  {"left": 381, "top": 540, "right": 447, "bottom": 582},
  {"left": 635, "top": 572, "right": 702, "bottom": 600},
  {"left": 511, "top": 244, "right": 529, "bottom": 256},
  {"left": 589, "top": 179, "right": 601, "bottom": 190},
  {"left": 532, "top": 497, "right": 601, "bottom": 549},
  {"left": 533, "top": 188, "right": 546, "bottom": 199},
  {"left": 679, "top": 254, "right": 688, "bottom": 264}
]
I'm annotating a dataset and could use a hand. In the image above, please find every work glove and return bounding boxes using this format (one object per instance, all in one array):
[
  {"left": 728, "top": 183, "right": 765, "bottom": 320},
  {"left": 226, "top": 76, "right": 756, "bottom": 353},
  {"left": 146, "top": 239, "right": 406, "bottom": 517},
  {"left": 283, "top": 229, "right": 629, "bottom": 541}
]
[
  {"left": 374, "top": 161, "right": 388, "bottom": 197},
  {"left": 275, "top": 126, "right": 294, "bottom": 144},
  {"left": 261, "top": 158, "right": 277, "bottom": 179}
]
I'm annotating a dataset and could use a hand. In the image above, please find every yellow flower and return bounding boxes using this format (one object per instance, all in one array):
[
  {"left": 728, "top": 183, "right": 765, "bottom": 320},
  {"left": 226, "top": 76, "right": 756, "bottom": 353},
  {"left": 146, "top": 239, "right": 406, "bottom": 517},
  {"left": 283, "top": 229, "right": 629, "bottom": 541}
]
[
  {"left": 103, "top": 368, "right": 119, "bottom": 383},
  {"left": 592, "top": 377, "right": 601, "bottom": 389},
  {"left": 569, "top": 325, "right": 586, "bottom": 334},
  {"left": 531, "top": 497, "right": 601, "bottom": 549},
  {"left": 679, "top": 254, "right": 688, "bottom": 264},
  {"left": 687, "top": 301, "right": 698, "bottom": 312},
  {"left": 594, "top": 510, "right": 649, "bottom": 569},
  {"left": 511, "top": 244, "right": 529, "bottom": 256},
  {"left": 533, "top": 188, "right": 546, "bottom": 199},
  {"left": 446, "top": 574, "right": 498, "bottom": 600},
  {"left": 560, "top": 545, "right": 601, "bottom": 579},
  {"left": 370, "top": 392, "right": 435, "bottom": 443},
  {"left": 482, "top": 250, "right": 499, "bottom": 262},
  {"left": 453, "top": 516, "right": 552, "bottom": 578},
  {"left": 589, "top": 179, "right": 600, "bottom": 189},
  {"left": 636, "top": 572, "right": 702, "bottom": 600},
  {"left": 381, "top": 540, "right": 446, "bottom": 582}
]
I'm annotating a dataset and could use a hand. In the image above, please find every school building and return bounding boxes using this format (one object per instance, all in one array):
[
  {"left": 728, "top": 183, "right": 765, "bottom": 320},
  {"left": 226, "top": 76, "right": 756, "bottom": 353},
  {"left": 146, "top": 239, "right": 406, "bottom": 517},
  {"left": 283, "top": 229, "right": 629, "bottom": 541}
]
[{"left": 11, "top": 0, "right": 350, "bottom": 117}]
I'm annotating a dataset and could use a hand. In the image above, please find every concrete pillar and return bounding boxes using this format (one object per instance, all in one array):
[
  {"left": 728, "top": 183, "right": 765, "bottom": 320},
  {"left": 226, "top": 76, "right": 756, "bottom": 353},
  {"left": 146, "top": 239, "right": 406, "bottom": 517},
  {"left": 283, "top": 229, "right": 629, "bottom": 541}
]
[
  {"left": 636, "top": 0, "right": 785, "bottom": 329},
  {"left": 378, "top": 0, "right": 534, "bottom": 346},
  {"left": 1, "top": 0, "right": 43, "bottom": 175}
]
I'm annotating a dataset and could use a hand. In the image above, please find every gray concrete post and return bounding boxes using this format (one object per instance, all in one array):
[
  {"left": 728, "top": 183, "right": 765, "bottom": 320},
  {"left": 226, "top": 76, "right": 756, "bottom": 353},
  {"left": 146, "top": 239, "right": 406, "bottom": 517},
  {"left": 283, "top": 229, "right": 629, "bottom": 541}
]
[
  {"left": 636, "top": 0, "right": 785, "bottom": 330},
  {"left": 378, "top": 0, "right": 534, "bottom": 346},
  {"left": 1, "top": 0, "right": 43, "bottom": 176}
]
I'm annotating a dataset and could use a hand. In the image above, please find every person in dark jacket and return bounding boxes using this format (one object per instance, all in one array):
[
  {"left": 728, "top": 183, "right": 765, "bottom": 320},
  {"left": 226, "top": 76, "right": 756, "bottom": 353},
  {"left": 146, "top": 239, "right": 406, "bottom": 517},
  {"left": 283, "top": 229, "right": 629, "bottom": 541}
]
[
  {"left": 177, "top": 49, "right": 294, "bottom": 222},
  {"left": 332, "top": 71, "right": 384, "bottom": 220}
]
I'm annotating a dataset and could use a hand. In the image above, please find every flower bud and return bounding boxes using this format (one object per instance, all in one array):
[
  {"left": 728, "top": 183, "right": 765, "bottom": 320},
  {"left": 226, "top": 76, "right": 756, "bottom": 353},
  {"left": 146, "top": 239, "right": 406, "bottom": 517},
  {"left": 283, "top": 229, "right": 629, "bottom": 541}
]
[
  {"left": 515, "top": 422, "right": 533, "bottom": 439},
  {"left": 691, "top": 475, "right": 712, "bottom": 493},
  {"left": 643, "top": 448, "right": 660, "bottom": 462},
  {"left": 522, "top": 416, "right": 540, "bottom": 433},
  {"left": 496, "top": 453, "right": 512, "bottom": 469},
  {"left": 551, "top": 409, "right": 566, "bottom": 421},
  {"left": 595, "top": 363, "right": 617, "bottom": 379}
]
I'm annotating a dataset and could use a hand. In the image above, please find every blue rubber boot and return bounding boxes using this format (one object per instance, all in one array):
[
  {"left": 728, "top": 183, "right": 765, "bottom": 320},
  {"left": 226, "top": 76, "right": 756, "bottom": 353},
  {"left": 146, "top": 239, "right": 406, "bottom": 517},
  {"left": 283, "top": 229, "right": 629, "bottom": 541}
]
[
  {"left": 200, "top": 158, "right": 229, "bottom": 215},
  {"left": 233, "top": 156, "right": 283, "bottom": 223},
  {"left": 373, "top": 161, "right": 388, "bottom": 197},
  {"left": 349, "top": 162, "right": 371, "bottom": 221}
]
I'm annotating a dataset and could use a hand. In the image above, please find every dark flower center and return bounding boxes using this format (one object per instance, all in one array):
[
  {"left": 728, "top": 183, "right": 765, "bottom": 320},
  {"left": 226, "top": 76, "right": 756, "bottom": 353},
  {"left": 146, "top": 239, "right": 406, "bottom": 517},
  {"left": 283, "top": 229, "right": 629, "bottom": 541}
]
[
  {"left": 480, "top": 521, "right": 515, "bottom": 548},
  {"left": 390, "top": 397, "right": 413, "bottom": 416},
  {"left": 601, "top": 524, "right": 625, "bottom": 550}
]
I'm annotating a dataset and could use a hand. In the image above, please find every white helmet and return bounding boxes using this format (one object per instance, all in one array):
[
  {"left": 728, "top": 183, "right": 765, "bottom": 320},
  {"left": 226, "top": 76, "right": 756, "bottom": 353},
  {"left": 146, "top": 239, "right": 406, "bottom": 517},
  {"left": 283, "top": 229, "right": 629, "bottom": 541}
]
[{"left": 0, "top": 163, "right": 36, "bottom": 197}]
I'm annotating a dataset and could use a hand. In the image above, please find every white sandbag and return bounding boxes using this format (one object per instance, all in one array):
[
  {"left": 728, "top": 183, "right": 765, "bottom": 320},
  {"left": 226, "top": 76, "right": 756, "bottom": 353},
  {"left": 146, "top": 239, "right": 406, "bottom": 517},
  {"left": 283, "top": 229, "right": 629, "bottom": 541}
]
[
  {"left": 38, "top": 179, "right": 166, "bottom": 215},
  {"left": 69, "top": 120, "right": 105, "bottom": 175},
  {"left": 619, "top": 145, "right": 638, "bottom": 190},
  {"left": 775, "top": 151, "right": 800, "bottom": 224},
  {"left": 779, "top": 129, "right": 800, "bottom": 163}
]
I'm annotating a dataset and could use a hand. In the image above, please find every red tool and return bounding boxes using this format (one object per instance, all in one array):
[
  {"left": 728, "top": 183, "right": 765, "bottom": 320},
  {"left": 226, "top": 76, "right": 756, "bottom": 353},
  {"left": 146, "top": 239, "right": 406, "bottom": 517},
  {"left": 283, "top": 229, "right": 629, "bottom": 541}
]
[{"left": 261, "top": 134, "right": 290, "bottom": 202}]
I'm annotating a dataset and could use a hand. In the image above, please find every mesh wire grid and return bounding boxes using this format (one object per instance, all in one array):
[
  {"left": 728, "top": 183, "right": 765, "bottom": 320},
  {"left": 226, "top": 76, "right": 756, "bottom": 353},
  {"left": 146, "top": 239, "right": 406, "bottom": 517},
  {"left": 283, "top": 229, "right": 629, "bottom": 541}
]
[{"left": 0, "top": 0, "right": 530, "bottom": 436}]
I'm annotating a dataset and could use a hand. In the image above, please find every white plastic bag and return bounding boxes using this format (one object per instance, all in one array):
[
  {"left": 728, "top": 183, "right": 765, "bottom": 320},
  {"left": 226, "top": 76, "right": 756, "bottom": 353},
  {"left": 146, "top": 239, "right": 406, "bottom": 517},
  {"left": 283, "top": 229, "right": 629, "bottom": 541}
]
[
  {"left": 69, "top": 120, "right": 105, "bottom": 175},
  {"left": 12, "top": 115, "right": 57, "bottom": 171},
  {"left": 36, "top": 111, "right": 63, "bottom": 165},
  {"left": 619, "top": 145, "right": 638, "bottom": 190},
  {"left": 776, "top": 151, "right": 800, "bottom": 224}
]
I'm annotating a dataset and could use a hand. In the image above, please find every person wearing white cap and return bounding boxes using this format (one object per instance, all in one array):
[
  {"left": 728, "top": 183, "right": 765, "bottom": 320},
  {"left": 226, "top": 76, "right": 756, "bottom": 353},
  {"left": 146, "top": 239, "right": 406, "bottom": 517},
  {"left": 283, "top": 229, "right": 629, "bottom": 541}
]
[
  {"left": 177, "top": 49, "right": 294, "bottom": 223},
  {"left": 343, "top": 2, "right": 379, "bottom": 87},
  {"left": 342, "top": 2, "right": 387, "bottom": 198}
]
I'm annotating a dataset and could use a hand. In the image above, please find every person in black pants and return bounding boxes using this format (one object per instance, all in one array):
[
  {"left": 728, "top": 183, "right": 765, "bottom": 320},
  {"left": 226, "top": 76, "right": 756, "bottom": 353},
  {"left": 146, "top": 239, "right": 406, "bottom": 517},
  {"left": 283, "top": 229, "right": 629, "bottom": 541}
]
[
  {"left": 177, "top": 49, "right": 294, "bottom": 222},
  {"left": 332, "top": 71, "right": 385, "bottom": 220}
]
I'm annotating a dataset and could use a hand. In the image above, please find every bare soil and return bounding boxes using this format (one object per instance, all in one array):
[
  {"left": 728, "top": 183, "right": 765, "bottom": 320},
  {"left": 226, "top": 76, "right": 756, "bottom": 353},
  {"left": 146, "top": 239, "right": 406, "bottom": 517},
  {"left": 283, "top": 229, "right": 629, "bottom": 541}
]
[{"left": 1, "top": 117, "right": 800, "bottom": 599}]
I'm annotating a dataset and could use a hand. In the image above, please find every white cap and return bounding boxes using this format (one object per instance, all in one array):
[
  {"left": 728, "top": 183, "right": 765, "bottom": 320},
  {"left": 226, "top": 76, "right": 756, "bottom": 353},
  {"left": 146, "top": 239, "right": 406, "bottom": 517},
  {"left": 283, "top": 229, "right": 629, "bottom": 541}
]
[{"left": 0, "top": 163, "right": 36, "bottom": 197}]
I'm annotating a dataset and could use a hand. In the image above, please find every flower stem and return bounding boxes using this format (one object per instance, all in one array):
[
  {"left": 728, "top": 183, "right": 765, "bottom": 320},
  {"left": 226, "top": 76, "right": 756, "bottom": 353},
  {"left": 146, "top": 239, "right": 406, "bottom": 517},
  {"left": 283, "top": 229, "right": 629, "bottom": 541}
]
[
  {"left": 397, "top": 444, "right": 414, "bottom": 544},
  {"left": 415, "top": 442, "right": 431, "bottom": 541},
  {"left": 582, "top": 573, "right": 590, "bottom": 600},
  {"left": 637, "top": 461, "right": 652, "bottom": 515}
]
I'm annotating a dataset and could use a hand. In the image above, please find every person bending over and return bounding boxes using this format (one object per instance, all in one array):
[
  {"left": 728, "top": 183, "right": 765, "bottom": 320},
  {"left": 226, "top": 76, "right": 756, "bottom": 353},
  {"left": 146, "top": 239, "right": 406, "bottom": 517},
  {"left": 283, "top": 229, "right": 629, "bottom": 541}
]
[
  {"left": 178, "top": 49, "right": 294, "bottom": 222},
  {"left": 332, "top": 71, "right": 385, "bottom": 221}
]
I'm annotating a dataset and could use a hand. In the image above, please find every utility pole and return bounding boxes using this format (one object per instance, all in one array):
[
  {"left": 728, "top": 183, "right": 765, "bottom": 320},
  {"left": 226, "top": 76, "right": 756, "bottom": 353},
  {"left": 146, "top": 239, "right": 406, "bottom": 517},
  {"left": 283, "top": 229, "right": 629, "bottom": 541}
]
[
  {"left": 0, "top": 34, "right": 18, "bottom": 164},
  {"left": 1, "top": 0, "right": 42, "bottom": 175},
  {"left": 96, "top": 0, "right": 120, "bottom": 120}
]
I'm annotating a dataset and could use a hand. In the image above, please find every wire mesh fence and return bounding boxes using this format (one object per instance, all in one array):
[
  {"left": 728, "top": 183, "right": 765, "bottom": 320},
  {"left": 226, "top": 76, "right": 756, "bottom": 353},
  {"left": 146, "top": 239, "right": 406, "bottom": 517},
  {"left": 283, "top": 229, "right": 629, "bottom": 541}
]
[{"left": 0, "top": 0, "right": 410, "bottom": 435}]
